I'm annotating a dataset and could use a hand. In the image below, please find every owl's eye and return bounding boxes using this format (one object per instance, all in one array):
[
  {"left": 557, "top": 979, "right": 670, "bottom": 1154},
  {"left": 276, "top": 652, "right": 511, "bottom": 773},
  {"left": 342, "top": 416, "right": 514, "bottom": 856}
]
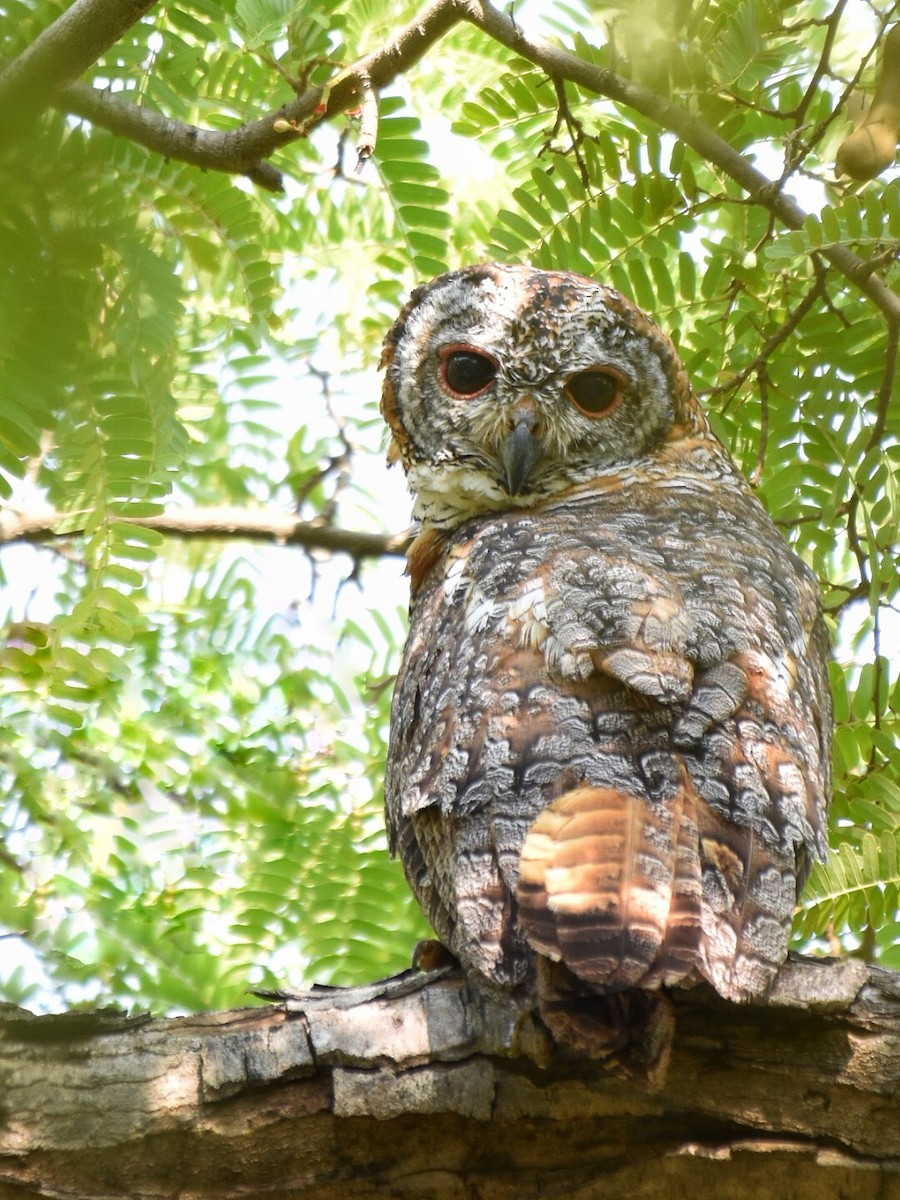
[
  {"left": 440, "top": 346, "right": 497, "bottom": 398},
  {"left": 565, "top": 368, "right": 624, "bottom": 417}
]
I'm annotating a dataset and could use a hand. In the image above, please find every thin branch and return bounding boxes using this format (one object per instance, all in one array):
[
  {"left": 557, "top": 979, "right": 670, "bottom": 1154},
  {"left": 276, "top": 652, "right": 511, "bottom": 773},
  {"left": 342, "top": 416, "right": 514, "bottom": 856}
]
[
  {"left": 796, "top": 6, "right": 895, "bottom": 173},
  {"left": 792, "top": 0, "right": 850, "bottom": 124},
  {"left": 706, "top": 267, "right": 829, "bottom": 400},
  {"left": 29, "top": 0, "right": 900, "bottom": 336},
  {"left": 749, "top": 367, "right": 770, "bottom": 488},
  {"left": 0, "top": 506, "right": 411, "bottom": 560},
  {"left": 460, "top": 0, "right": 900, "bottom": 325},
  {"left": 0, "top": 0, "right": 159, "bottom": 150},
  {"left": 13, "top": 0, "right": 899, "bottom": 324},
  {"left": 866, "top": 314, "right": 900, "bottom": 451},
  {"left": 541, "top": 77, "right": 590, "bottom": 186},
  {"left": 50, "top": 0, "right": 464, "bottom": 191}
]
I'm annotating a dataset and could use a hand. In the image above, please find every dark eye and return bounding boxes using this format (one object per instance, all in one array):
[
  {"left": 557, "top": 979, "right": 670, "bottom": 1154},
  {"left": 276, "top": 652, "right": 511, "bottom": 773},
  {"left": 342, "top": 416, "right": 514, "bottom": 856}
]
[
  {"left": 565, "top": 368, "right": 624, "bottom": 417},
  {"left": 440, "top": 346, "right": 497, "bottom": 398}
]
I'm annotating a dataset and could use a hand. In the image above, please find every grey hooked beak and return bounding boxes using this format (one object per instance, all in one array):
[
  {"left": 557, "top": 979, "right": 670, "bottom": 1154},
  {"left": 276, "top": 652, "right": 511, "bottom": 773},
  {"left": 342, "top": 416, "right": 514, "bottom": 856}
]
[{"left": 501, "top": 408, "right": 543, "bottom": 496}]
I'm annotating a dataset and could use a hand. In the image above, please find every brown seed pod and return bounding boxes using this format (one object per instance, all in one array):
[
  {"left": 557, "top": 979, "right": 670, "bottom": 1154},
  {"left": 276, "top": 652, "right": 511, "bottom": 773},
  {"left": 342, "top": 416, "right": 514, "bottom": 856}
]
[{"left": 836, "top": 24, "right": 900, "bottom": 181}]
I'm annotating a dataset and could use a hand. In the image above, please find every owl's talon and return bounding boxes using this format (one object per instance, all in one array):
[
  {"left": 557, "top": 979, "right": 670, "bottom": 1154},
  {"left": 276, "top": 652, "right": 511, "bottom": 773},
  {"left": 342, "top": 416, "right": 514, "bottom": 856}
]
[{"left": 412, "top": 939, "right": 460, "bottom": 972}]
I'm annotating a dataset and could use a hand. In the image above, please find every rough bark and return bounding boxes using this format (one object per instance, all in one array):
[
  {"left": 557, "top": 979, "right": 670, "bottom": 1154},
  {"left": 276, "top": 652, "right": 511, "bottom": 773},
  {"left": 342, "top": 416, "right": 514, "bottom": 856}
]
[{"left": 2, "top": 956, "right": 900, "bottom": 1200}]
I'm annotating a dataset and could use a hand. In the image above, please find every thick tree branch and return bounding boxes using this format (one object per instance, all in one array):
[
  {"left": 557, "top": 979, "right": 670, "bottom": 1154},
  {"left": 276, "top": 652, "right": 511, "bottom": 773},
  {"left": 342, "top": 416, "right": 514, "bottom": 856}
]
[
  {"left": 0, "top": 0, "right": 158, "bottom": 150},
  {"left": 1, "top": 957, "right": 899, "bottom": 1199},
  {"left": 59, "top": 79, "right": 286, "bottom": 191},
  {"left": 0, "top": 506, "right": 410, "bottom": 559},
  {"left": 49, "top": 0, "right": 464, "bottom": 190},
  {"left": 461, "top": 0, "right": 900, "bottom": 325}
]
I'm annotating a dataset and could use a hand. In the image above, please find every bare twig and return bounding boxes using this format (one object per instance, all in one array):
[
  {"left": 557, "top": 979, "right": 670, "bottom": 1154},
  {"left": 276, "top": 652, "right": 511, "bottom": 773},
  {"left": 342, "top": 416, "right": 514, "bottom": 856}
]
[
  {"left": 706, "top": 268, "right": 829, "bottom": 401},
  {"left": 792, "top": 0, "right": 851, "bottom": 124},
  {"left": 0, "top": 506, "right": 411, "bottom": 560},
  {"left": 295, "top": 366, "right": 356, "bottom": 520},
  {"left": 541, "top": 76, "right": 590, "bottom": 185}
]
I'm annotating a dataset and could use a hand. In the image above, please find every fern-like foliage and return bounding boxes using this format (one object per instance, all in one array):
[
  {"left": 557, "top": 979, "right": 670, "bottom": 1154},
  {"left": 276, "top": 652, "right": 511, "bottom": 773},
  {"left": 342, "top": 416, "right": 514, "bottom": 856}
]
[{"left": 1, "top": 0, "right": 898, "bottom": 1011}]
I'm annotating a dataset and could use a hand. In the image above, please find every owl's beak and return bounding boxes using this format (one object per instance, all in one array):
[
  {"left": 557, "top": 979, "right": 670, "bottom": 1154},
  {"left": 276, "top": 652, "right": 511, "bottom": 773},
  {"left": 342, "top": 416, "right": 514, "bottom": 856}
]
[{"left": 501, "top": 409, "right": 543, "bottom": 496}]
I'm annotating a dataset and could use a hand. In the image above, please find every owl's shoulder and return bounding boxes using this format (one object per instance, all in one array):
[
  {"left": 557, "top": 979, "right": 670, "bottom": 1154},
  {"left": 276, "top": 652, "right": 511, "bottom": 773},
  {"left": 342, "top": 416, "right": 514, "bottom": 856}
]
[
  {"left": 405, "top": 464, "right": 826, "bottom": 709},
  {"left": 412, "top": 459, "right": 793, "bottom": 601}
]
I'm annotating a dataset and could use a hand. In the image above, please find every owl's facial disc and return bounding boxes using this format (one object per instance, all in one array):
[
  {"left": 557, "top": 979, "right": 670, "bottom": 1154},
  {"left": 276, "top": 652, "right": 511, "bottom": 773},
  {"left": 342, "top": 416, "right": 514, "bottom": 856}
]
[{"left": 381, "top": 264, "right": 716, "bottom": 528}]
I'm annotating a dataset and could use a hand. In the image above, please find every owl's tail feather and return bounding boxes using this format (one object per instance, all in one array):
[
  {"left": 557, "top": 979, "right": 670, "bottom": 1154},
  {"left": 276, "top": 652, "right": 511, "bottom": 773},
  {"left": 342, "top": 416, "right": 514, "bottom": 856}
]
[
  {"left": 516, "top": 784, "right": 703, "bottom": 991},
  {"left": 695, "top": 801, "right": 796, "bottom": 1002}
]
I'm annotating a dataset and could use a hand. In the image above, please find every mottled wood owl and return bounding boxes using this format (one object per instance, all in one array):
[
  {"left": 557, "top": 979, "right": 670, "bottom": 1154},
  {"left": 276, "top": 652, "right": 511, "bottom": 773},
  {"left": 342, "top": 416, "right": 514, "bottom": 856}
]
[{"left": 380, "top": 264, "right": 831, "bottom": 1039}]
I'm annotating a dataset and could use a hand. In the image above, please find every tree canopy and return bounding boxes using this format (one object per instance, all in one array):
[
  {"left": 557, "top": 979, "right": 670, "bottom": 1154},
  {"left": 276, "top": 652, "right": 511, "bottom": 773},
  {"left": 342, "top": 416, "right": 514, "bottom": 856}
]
[{"left": 0, "top": 0, "right": 898, "bottom": 1016}]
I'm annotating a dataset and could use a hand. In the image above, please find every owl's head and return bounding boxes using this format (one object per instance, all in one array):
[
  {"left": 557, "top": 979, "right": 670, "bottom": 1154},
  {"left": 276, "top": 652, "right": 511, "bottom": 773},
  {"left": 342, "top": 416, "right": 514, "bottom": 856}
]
[{"left": 381, "top": 263, "right": 716, "bottom": 529}]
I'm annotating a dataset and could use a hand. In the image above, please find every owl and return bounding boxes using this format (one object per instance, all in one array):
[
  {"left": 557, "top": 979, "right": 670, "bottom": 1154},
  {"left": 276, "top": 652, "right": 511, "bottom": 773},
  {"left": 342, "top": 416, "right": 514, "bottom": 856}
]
[{"left": 380, "top": 264, "right": 831, "bottom": 1047}]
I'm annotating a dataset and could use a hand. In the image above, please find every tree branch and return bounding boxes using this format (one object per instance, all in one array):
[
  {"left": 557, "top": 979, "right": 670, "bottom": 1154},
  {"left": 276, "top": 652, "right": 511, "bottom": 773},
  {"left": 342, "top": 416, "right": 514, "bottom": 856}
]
[
  {"left": 706, "top": 267, "right": 829, "bottom": 401},
  {"left": 28, "top": 0, "right": 900, "bottom": 331},
  {"left": 0, "top": 506, "right": 410, "bottom": 560},
  {"left": 47, "top": 0, "right": 464, "bottom": 190},
  {"left": 58, "top": 79, "right": 286, "bottom": 191},
  {"left": 792, "top": 0, "right": 850, "bottom": 125},
  {"left": 461, "top": 0, "right": 900, "bottom": 325},
  {"left": 867, "top": 313, "right": 900, "bottom": 450},
  {"left": 1, "top": 957, "right": 899, "bottom": 1199},
  {"left": 0, "top": 0, "right": 158, "bottom": 150}
]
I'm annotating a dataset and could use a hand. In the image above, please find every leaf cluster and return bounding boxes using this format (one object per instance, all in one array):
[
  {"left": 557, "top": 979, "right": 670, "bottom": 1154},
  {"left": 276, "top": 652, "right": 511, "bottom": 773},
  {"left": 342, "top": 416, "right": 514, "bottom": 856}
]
[{"left": 0, "top": 0, "right": 898, "bottom": 1010}]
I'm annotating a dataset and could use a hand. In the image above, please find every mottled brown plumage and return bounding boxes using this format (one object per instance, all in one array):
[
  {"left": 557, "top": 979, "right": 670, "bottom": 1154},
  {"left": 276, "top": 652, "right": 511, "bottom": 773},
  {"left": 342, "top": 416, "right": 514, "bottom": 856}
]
[{"left": 381, "top": 264, "right": 831, "bottom": 1040}]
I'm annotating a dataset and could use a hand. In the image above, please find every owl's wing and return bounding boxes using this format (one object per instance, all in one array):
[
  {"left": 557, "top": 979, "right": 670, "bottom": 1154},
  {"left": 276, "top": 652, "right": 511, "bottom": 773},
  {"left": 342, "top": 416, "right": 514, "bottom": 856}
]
[
  {"left": 388, "top": 508, "right": 830, "bottom": 1003},
  {"left": 516, "top": 525, "right": 831, "bottom": 1001},
  {"left": 385, "top": 563, "right": 540, "bottom": 988},
  {"left": 539, "top": 542, "right": 771, "bottom": 739}
]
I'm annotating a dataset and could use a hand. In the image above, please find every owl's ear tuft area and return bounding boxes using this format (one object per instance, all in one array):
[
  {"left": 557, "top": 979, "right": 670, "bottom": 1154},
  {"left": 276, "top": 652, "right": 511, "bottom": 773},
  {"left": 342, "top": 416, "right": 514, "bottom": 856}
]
[
  {"left": 381, "top": 278, "right": 432, "bottom": 367},
  {"left": 379, "top": 351, "right": 415, "bottom": 470}
]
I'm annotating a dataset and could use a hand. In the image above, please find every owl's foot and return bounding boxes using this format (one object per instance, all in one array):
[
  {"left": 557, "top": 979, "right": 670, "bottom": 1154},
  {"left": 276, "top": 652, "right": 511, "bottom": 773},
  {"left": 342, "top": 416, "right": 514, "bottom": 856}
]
[
  {"left": 536, "top": 959, "right": 675, "bottom": 1090},
  {"left": 412, "top": 939, "right": 460, "bottom": 972}
]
